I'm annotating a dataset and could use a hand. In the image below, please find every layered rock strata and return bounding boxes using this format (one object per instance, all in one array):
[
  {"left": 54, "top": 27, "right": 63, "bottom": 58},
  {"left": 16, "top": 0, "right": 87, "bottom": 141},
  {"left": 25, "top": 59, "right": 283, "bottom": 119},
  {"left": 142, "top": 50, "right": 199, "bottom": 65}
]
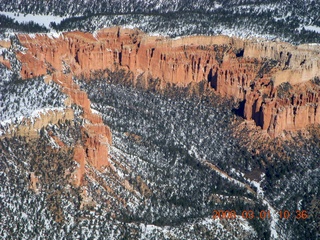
[
  {"left": 5, "top": 27, "right": 320, "bottom": 137},
  {"left": 1, "top": 39, "right": 112, "bottom": 186},
  {"left": 0, "top": 109, "right": 74, "bottom": 139}
]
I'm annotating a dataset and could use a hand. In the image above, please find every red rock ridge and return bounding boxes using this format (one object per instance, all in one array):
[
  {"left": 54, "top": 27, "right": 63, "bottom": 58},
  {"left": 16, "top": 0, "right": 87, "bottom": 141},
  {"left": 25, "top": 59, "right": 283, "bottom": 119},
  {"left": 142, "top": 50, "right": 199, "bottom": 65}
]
[
  {"left": 48, "top": 72, "right": 112, "bottom": 186},
  {"left": 13, "top": 28, "right": 320, "bottom": 137}
]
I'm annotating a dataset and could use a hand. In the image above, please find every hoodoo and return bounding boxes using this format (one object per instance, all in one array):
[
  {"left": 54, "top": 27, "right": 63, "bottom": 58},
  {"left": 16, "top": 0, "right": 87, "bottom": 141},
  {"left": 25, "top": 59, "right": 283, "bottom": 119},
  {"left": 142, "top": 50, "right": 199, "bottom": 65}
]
[{"left": 6, "top": 27, "right": 320, "bottom": 137}]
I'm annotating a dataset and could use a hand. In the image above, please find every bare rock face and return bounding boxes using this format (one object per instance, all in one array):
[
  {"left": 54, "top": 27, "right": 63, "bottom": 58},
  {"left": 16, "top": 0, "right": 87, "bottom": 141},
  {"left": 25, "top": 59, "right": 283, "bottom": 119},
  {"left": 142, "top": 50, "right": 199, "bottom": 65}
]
[
  {"left": 73, "top": 145, "right": 86, "bottom": 187},
  {"left": 49, "top": 73, "right": 112, "bottom": 185},
  {"left": 1, "top": 41, "right": 113, "bottom": 187},
  {"left": 29, "top": 172, "right": 39, "bottom": 193},
  {"left": 0, "top": 109, "right": 74, "bottom": 139},
  {"left": 9, "top": 27, "right": 320, "bottom": 138}
]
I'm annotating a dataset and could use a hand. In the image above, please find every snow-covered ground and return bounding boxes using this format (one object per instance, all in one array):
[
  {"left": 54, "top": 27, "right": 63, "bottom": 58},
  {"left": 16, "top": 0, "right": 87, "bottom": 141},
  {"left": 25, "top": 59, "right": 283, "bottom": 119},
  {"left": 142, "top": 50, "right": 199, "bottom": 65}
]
[
  {"left": 0, "top": 11, "right": 65, "bottom": 29},
  {"left": 304, "top": 25, "right": 320, "bottom": 33},
  {"left": 296, "top": 25, "right": 320, "bottom": 34}
]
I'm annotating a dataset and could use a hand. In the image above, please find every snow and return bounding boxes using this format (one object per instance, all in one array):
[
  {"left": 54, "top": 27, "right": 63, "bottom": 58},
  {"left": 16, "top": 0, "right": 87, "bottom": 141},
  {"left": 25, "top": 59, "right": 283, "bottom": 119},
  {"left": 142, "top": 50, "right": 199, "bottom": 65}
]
[
  {"left": 297, "top": 199, "right": 303, "bottom": 210},
  {"left": 141, "top": 224, "right": 163, "bottom": 235},
  {"left": 0, "top": 105, "right": 64, "bottom": 125},
  {"left": 47, "top": 31, "right": 62, "bottom": 39},
  {"left": 214, "top": 2, "right": 222, "bottom": 9},
  {"left": 30, "top": 107, "right": 65, "bottom": 119},
  {"left": 21, "top": 212, "right": 28, "bottom": 219},
  {"left": 0, "top": 107, "right": 65, "bottom": 136},
  {"left": 304, "top": 25, "right": 320, "bottom": 33},
  {"left": 92, "top": 31, "right": 99, "bottom": 40},
  {"left": 220, "top": 168, "right": 280, "bottom": 238},
  {"left": 248, "top": 175, "right": 279, "bottom": 239},
  {"left": 250, "top": 174, "right": 265, "bottom": 198},
  {"left": 91, "top": 108, "right": 102, "bottom": 115},
  {"left": 262, "top": 199, "right": 279, "bottom": 240},
  {"left": 296, "top": 25, "right": 320, "bottom": 34},
  {"left": 0, "top": 70, "right": 67, "bottom": 125},
  {"left": 148, "top": 32, "right": 165, "bottom": 37},
  {"left": 238, "top": 217, "right": 254, "bottom": 232},
  {"left": 0, "top": 11, "right": 65, "bottom": 29}
]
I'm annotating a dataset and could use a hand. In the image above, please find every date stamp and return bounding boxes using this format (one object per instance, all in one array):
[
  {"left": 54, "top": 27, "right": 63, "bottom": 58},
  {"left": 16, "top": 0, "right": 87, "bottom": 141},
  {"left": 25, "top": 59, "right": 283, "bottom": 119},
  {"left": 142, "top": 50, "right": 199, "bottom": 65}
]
[{"left": 212, "top": 210, "right": 308, "bottom": 220}]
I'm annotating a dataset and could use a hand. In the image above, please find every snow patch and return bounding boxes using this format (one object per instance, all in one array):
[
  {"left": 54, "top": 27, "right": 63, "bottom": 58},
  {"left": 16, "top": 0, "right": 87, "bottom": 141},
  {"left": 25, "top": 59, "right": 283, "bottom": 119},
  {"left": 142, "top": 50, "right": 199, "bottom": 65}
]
[
  {"left": 304, "top": 25, "right": 320, "bottom": 33},
  {"left": 47, "top": 31, "right": 63, "bottom": 39},
  {"left": 0, "top": 11, "right": 65, "bottom": 29},
  {"left": 250, "top": 174, "right": 265, "bottom": 198},
  {"left": 91, "top": 108, "right": 102, "bottom": 115}
]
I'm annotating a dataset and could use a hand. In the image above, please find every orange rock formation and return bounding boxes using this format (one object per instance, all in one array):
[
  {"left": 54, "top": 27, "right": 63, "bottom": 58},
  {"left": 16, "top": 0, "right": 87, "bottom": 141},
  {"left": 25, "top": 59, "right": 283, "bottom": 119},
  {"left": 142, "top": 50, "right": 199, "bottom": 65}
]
[
  {"left": 12, "top": 28, "right": 320, "bottom": 137},
  {"left": 48, "top": 72, "right": 112, "bottom": 185}
]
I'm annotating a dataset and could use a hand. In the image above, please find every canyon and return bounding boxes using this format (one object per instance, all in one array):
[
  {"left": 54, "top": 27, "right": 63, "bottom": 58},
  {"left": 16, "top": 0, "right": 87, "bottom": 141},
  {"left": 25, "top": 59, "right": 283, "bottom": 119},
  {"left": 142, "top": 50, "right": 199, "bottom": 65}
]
[
  {"left": 1, "top": 27, "right": 320, "bottom": 187},
  {"left": 3, "top": 27, "right": 318, "bottom": 138},
  {"left": 9, "top": 28, "right": 320, "bottom": 137},
  {"left": 1, "top": 27, "right": 319, "bottom": 239}
]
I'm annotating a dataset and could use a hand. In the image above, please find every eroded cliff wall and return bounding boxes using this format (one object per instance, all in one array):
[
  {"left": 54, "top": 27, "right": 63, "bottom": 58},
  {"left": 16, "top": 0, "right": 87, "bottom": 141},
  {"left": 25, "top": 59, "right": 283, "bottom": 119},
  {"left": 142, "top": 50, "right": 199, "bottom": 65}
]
[{"left": 8, "top": 27, "right": 320, "bottom": 137}]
